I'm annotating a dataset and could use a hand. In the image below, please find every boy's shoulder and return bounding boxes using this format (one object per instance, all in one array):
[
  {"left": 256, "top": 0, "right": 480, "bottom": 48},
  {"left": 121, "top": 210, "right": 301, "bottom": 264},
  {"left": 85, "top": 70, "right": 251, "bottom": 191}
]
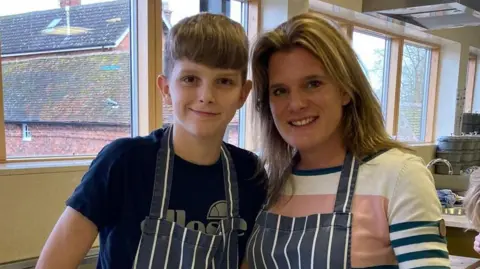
[
  {"left": 92, "top": 128, "right": 164, "bottom": 168},
  {"left": 224, "top": 143, "right": 266, "bottom": 184},
  {"left": 224, "top": 143, "right": 261, "bottom": 168}
]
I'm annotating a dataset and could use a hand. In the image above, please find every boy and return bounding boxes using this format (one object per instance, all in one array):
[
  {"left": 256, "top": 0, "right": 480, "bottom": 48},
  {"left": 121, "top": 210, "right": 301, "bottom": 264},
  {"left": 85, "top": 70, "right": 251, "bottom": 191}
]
[{"left": 36, "top": 13, "right": 266, "bottom": 269}]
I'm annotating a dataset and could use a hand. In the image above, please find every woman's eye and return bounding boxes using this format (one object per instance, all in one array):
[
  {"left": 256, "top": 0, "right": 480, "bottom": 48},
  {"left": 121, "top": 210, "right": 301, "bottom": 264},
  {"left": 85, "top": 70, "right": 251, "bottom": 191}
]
[
  {"left": 307, "top": 80, "right": 322, "bottom": 88},
  {"left": 272, "top": 88, "right": 287, "bottom": 96}
]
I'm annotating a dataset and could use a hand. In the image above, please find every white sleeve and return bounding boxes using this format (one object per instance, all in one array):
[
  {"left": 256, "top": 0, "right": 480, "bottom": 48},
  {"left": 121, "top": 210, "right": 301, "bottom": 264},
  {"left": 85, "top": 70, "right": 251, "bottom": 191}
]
[{"left": 387, "top": 156, "right": 450, "bottom": 268}]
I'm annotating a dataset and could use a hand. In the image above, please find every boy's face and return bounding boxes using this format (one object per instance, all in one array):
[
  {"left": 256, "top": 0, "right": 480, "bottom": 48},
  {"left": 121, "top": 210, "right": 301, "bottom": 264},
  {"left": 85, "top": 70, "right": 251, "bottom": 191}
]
[{"left": 158, "top": 60, "right": 251, "bottom": 140}]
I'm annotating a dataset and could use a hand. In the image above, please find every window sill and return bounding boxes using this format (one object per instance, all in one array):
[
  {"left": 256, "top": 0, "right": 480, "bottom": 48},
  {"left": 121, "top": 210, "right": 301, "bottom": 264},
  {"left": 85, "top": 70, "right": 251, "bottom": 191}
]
[
  {"left": 0, "top": 143, "right": 437, "bottom": 176},
  {"left": 0, "top": 159, "right": 92, "bottom": 176},
  {"left": 407, "top": 142, "right": 437, "bottom": 147}
]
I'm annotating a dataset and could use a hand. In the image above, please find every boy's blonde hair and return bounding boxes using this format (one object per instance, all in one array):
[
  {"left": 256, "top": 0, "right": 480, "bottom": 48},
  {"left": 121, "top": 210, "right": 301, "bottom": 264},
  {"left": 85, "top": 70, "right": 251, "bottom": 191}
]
[
  {"left": 464, "top": 169, "right": 480, "bottom": 230},
  {"left": 163, "top": 13, "right": 249, "bottom": 81},
  {"left": 250, "top": 12, "right": 410, "bottom": 205}
]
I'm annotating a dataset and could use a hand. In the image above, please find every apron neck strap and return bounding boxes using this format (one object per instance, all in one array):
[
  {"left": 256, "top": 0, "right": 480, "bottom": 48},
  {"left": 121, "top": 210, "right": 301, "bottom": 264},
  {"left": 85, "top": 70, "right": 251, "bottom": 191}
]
[
  {"left": 333, "top": 152, "right": 360, "bottom": 213},
  {"left": 148, "top": 124, "right": 240, "bottom": 219}
]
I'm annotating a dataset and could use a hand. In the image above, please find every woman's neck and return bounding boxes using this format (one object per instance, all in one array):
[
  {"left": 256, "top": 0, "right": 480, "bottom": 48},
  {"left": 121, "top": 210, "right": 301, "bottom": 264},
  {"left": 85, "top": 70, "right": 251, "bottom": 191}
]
[
  {"left": 296, "top": 138, "right": 346, "bottom": 170},
  {"left": 172, "top": 125, "right": 223, "bottom": 165}
]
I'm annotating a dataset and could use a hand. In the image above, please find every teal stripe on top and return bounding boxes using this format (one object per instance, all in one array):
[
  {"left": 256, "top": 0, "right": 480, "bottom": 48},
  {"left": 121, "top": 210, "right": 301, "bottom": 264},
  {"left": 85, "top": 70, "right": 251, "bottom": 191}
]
[
  {"left": 389, "top": 221, "right": 439, "bottom": 233},
  {"left": 292, "top": 149, "right": 389, "bottom": 176},
  {"left": 292, "top": 165, "right": 342, "bottom": 176},
  {"left": 391, "top": 234, "right": 447, "bottom": 248},
  {"left": 396, "top": 249, "right": 449, "bottom": 263}
]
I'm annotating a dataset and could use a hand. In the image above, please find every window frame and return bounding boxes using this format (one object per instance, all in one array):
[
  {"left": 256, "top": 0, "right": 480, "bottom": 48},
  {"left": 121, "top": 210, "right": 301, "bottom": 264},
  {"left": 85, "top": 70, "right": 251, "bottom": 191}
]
[
  {"left": 465, "top": 54, "right": 477, "bottom": 113},
  {"left": 0, "top": 0, "right": 155, "bottom": 163},
  {"left": 325, "top": 12, "right": 441, "bottom": 143},
  {"left": 0, "top": 0, "right": 256, "bottom": 163},
  {"left": 351, "top": 28, "right": 391, "bottom": 118}
]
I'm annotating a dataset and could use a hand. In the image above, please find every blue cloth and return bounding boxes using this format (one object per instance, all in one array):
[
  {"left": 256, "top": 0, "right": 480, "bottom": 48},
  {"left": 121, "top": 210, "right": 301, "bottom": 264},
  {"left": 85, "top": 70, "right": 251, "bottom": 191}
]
[
  {"left": 66, "top": 128, "right": 267, "bottom": 269},
  {"left": 437, "top": 189, "right": 456, "bottom": 208}
]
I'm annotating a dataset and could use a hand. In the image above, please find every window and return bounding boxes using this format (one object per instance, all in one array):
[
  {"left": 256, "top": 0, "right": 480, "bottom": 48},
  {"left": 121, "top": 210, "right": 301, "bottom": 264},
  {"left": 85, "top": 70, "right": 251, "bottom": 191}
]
[
  {"left": 352, "top": 30, "right": 390, "bottom": 115},
  {"left": 396, "top": 43, "right": 432, "bottom": 142},
  {"left": 0, "top": 0, "right": 135, "bottom": 158},
  {"left": 161, "top": 0, "right": 247, "bottom": 147},
  {"left": 22, "top": 124, "right": 32, "bottom": 141},
  {"left": 465, "top": 55, "right": 477, "bottom": 113}
]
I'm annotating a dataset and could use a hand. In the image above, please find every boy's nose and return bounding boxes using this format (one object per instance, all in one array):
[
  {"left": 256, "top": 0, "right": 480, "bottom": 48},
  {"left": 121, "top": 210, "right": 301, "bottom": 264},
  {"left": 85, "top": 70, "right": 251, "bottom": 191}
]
[{"left": 199, "top": 86, "right": 215, "bottom": 103}]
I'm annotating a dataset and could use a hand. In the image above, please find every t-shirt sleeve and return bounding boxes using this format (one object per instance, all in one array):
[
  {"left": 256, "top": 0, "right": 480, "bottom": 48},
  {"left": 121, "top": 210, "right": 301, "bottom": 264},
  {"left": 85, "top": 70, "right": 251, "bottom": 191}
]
[
  {"left": 66, "top": 140, "right": 127, "bottom": 229},
  {"left": 387, "top": 156, "right": 450, "bottom": 268}
]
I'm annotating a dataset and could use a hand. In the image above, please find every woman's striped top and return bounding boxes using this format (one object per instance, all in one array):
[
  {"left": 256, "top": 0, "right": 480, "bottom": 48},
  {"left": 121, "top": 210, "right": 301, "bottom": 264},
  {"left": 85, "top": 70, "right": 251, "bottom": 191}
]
[{"left": 269, "top": 149, "right": 450, "bottom": 268}]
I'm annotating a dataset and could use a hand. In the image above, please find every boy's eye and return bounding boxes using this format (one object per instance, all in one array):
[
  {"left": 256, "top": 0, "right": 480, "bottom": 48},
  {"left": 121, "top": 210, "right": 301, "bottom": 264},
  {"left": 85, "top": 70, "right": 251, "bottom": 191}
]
[
  {"left": 271, "top": 88, "right": 287, "bottom": 96},
  {"left": 217, "top": 78, "right": 235, "bottom": 85},
  {"left": 307, "top": 80, "right": 323, "bottom": 88},
  {"left": 181, "top": 76, "right": 197, "bottom": 84}
]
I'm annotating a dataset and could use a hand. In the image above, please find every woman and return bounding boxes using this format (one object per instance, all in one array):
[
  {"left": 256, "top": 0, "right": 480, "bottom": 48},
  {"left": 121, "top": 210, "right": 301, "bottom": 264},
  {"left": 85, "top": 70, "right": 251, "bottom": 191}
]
[
  {"left": 244, "top": 13, "right": 450, "bottom": 268},
  {"left": 463, "top": 169, "right": 480, "bottom": 254}
]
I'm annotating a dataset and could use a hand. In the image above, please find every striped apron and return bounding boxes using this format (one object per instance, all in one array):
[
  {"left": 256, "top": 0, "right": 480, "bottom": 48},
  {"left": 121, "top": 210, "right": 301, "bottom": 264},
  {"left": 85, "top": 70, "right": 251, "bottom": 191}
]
[
  {"left": 133, "top": 125, "right": 242, "bottom": 269},
  {"left": 246, "top": 152, "right": 359, "bottom": 269}
]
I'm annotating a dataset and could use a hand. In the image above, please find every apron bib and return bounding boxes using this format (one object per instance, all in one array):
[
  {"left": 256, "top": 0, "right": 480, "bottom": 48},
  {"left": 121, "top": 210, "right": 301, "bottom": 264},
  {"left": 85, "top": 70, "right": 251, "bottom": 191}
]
[
  {"left": 247, "top": 153, "right": 360, "bottom": 269},
  {"left": 133, "top": 125, "right": 242, "bottom": 269}
]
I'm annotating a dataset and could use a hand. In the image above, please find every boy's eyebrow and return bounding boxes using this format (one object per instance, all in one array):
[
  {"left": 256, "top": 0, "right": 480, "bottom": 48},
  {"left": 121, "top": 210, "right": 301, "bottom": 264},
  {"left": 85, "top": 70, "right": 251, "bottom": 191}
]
[{"left": 216, "top": 71, "right": 241, "bottom": 77}]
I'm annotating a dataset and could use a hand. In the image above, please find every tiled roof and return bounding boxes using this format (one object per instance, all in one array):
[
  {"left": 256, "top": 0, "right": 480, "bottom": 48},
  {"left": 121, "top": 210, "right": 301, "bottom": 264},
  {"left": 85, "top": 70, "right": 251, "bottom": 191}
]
[
  {"left": 2, "top": 52, "right": 131, "bottom": 125},
  {"left": 0, "top": 0, "right": 168, "bottom": 56},
  {"left": 2, "top": 52, "right": 239, "bottom": 125}
]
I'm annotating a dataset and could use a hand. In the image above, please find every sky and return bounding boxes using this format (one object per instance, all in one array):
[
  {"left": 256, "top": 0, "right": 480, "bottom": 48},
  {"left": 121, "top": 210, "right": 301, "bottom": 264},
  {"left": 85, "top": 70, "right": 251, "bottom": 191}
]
[
  {"left": 0, "top": 0, "right": 116, "bottom": 16},
  {"left": 0, "top": 0, "right": 242, "bottom": 22}
]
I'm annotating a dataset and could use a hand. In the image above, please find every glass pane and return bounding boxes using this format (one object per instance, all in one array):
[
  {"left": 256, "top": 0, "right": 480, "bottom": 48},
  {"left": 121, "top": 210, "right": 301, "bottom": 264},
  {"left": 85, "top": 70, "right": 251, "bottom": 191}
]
[
  {"left": 397, "top": 43, "right": 431, "bottom": 142},
  {"left": 0, "top": 0, "right": 134, "bottom": 157},
  {"left": 161, "top": 0, "right": 246, "bottom": 147},
  {"left": 352, "top": 31, "right": 388, "bottom": 110}
]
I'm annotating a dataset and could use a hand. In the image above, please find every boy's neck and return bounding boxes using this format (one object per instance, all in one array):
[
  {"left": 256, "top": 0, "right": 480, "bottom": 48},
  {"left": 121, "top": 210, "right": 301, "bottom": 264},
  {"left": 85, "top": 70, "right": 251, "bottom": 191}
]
[{"left": 172, "top": 125, "right": 223, "bottom": 165}]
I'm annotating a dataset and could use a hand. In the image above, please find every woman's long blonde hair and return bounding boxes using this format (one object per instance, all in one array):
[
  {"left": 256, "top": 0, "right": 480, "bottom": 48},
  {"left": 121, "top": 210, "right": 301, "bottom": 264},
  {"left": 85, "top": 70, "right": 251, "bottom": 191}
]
[
  {"left": 251, "top": 13, "right": 410, "bottom": 205},
  {"left": 464, "top": 169, "right": 480, "bottom": 231}
]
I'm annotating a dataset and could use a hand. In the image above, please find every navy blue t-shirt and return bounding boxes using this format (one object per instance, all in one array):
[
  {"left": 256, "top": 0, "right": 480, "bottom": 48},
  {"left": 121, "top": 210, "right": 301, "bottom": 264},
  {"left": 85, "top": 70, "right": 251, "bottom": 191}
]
[{"left": 66, "top": 128, "right": 267, "bottom": 269}]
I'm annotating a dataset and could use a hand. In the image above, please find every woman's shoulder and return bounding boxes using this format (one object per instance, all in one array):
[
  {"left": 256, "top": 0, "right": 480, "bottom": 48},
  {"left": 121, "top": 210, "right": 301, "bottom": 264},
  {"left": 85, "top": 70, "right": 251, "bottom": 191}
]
[{"left": 363, "top": 148, "right": 427, "bottom": 172}]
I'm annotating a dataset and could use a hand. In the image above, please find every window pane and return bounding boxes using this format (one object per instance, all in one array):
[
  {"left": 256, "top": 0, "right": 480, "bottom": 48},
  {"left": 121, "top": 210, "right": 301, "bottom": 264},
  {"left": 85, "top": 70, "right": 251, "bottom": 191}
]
[
  {"left": 0, "top": 0, "right": 134, "bottom": 158},
  {"left": 352, "top": 31, "right": 389, "bottom": 114},
  {"left": 397, "top": 43, "right": 431, "bottom": 142},
  {"left": 161, "top": 0, "right": 246, "bottom": 147}
]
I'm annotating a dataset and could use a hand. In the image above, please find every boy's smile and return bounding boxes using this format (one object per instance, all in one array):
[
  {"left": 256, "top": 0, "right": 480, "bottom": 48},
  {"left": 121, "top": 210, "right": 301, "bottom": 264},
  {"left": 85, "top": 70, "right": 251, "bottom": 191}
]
[{"left": 158, "top": 60, "right": 251, "bottom": 139}]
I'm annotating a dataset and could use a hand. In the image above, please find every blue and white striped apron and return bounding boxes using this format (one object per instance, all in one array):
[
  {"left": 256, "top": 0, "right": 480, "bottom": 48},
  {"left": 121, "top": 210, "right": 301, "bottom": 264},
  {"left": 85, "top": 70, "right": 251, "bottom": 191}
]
[
  {"left": 133, "top": 125, "right": 242, "bottom": 269},
  {"left": 246, "top": 152, "right": 360, "bottom": 269}
]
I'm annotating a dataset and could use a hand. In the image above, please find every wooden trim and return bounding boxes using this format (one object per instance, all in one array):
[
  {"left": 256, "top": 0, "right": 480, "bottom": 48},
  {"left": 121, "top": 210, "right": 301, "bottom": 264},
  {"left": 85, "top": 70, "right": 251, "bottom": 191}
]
[
  {"left": 465, "top": 56, "right": 477, "bottom": 113},
  {"left": 244, "top": 0, "right": 261, "bottom": 151},
  {"left": 6, "top": 155, "right": 94, "bottom": 163},
  {"left": 137, "top": 0, "right": 160, "bottom": 136},
  {"left": 154, "top": 0, "right": 164, "bottom": 130},
  {"left": 340, "top": 24, "right": 354, "bottom": 44},
  {"left": 315, "top": 12, "right": 439, "bottom": 49},
  {"left": 0, "top": 44, "right": 7, "bottom": 162},
  {"left": 386, "top": 38, "right": 404, "bottom": 136},
  {"left": 425, "top": 49, "right": 440, "bottom": 142}
]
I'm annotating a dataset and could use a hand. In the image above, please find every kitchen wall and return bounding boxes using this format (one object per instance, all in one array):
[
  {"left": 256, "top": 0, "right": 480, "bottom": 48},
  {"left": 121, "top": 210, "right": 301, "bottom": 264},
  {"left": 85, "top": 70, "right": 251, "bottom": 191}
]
[{"left": 0, "top": 164, "right": 94, "bottom": 264}]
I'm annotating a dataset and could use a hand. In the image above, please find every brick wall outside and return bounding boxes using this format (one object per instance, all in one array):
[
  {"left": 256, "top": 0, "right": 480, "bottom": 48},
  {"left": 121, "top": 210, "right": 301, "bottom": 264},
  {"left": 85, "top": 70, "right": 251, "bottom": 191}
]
[
  {"left": 5, "top": 123, "right": 130, "bottom": 157},
  {"left": 5, "top": 122, "right": 240, "bottom": 157}
]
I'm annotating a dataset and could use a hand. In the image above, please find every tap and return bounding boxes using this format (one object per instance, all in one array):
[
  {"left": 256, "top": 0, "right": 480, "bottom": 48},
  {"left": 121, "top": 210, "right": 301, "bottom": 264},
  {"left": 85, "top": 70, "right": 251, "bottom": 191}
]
[{"left": 426, "top": 158, "right": 453, "bottom": 175}]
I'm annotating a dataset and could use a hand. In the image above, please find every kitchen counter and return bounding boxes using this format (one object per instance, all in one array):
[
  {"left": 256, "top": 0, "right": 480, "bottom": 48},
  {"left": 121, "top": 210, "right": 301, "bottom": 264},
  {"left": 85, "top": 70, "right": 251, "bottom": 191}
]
[
  {"left": 450, "top": 255, "right": 480, "bottom": 268},
  {"left": 443, "top": 214, "right": 470, "bottom": 229}
]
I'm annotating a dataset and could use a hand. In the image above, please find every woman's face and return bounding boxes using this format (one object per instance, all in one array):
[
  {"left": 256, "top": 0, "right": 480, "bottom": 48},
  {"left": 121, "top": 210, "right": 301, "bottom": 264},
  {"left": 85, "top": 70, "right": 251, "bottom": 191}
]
[{"left": 267, "top": 47, "right": 350, "bottom": 153}]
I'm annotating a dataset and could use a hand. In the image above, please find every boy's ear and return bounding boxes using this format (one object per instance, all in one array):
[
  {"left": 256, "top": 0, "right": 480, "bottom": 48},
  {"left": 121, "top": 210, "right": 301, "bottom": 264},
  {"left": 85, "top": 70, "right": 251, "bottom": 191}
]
[
  {"left": 157, "top": 75, "right": 172, "bottom": 105},
  {"left": 238, "top": 80, "right": 252, "bottom": 108}
]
